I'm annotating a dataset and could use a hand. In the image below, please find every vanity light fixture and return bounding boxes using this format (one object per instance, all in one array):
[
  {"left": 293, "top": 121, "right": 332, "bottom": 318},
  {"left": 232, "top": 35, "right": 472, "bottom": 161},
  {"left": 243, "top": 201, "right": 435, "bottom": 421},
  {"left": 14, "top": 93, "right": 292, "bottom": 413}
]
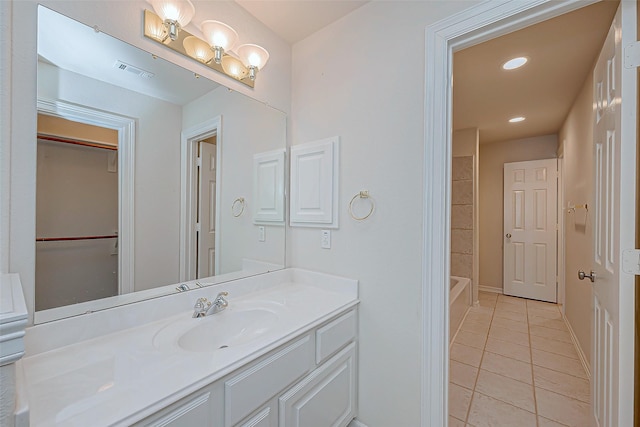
[
  {"left": 147, "top": 0, "right": 195, "bottom": 42},
  {"left": 143, "top": 5, "right": 269, "bottom": 87},
  {"left": 509, "top": 116, "right": 526, "bottom": 123},
  {"left": 200, "top": 20, "right": 238, "bottom": 64},
  {"left": 237, "top": 44, "right": 270, "bottom": 81},
  {"left": 502, "top": 56, "right": 528, "bottom": 70}
]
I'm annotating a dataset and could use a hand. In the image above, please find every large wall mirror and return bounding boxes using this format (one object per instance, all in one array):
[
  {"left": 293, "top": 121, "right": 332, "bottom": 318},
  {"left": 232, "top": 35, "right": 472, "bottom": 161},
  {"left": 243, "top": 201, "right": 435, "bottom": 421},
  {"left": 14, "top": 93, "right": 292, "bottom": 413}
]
[{"left": 34, "top": 6, "right": 286, "bottom": 323}]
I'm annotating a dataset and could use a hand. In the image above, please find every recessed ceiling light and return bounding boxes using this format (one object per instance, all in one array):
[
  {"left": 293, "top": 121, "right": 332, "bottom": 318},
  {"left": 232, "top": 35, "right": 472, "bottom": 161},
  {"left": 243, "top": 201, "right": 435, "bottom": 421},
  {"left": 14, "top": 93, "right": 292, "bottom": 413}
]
[
  {"left": 509, "top": 116, "right": 526, "bottom": 123},
  {"left": 502, "top": 57, "right": 528, "bottom": 70}
]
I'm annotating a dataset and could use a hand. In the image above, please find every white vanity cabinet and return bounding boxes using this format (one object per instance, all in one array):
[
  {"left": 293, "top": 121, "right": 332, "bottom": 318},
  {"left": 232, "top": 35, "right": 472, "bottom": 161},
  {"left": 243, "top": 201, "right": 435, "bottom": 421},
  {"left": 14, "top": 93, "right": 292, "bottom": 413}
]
[{"left": 135, "top": 308, "right": 358, "bottom": 427}]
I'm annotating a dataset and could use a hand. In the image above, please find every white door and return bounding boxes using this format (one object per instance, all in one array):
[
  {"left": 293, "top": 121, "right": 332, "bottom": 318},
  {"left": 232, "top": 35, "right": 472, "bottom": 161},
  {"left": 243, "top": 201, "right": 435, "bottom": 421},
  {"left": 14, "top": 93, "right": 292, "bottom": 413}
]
[
  {"left": 503, "top": 158, "right": 558, "bottom": 302},
  {"left": 197, "top": 140, "right": 217, "bottom": 278},
  {"left": 588, "top": 4, "right": 637, "bottom": 426}
]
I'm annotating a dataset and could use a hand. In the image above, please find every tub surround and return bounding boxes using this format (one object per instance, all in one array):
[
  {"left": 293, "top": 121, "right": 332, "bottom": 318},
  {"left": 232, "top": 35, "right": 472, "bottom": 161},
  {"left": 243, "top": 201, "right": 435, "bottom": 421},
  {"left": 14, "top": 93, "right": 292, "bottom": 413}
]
[{"left": 19, "top": 269, "right": 358, "bottom": 426}]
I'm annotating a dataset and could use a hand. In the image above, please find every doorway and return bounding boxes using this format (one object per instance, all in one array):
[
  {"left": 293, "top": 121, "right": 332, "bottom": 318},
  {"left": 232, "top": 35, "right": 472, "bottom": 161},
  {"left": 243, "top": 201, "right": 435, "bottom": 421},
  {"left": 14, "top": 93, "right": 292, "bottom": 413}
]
[{"left": 423, "top": 1, "right": 637, "bottom": 426}]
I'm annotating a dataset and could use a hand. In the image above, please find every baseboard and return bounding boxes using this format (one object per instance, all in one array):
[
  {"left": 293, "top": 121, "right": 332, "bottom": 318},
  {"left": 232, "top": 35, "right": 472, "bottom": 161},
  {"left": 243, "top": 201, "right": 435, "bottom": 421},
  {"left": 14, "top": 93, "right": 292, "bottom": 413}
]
[
  {"left": 478, "top": 285, "right": 502, "bottom": 294},
  {"left": 348, "top": 419, "right": 369, "bottom": 427},
  {"left": 562, "top": 312, "right": 591, "bottom": 379}
]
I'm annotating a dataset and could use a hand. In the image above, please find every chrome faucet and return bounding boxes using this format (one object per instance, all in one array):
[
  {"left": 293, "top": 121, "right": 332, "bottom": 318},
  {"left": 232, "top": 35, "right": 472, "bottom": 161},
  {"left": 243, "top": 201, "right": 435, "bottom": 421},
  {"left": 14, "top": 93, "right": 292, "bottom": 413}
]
[{"left": 192, "top": 292, "right": 229, "bottom": 318}]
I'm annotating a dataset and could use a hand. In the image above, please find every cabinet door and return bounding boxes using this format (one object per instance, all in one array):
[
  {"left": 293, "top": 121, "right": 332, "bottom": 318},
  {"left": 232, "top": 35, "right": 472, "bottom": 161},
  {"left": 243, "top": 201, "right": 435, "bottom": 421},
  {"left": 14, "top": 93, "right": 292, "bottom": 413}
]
[
  {"left": 140, "top": 392, "right": 213, "bottom": 427},
  {"left": 236, "top": 401, "right": 277, "bottom": 427},
  {"left": 279, "top": 343, "right": 356, "bottom": 427}
]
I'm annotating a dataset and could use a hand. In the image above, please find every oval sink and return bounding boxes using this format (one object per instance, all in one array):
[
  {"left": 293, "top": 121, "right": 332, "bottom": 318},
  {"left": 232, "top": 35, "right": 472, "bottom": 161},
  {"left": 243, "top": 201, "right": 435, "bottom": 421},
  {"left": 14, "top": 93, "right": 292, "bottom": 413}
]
[{"left": 179, "top": 308, "right": 278, "bottom": 352}]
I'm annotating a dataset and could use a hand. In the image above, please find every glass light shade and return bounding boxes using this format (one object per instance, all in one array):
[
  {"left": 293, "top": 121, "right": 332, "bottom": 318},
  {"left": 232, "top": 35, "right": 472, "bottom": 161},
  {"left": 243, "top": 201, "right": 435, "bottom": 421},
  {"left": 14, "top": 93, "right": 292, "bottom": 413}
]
[
  {"left": 145, "top": 11, "right": 169, "bottom": 43},
  {"left": 200, "top": 20, "right": 239, "bottom": 51},
  {"left": 148, "top": 0, "right": 195, "bottom": 26},
  {"left": 237, "top": 44, "right": 269, "bottom": 70},
  {"left": 221, "top": 56, "right": 249, "bottom": 80},
  {"left": 183, "top": 36, "right": 215, "bottom": 63}
]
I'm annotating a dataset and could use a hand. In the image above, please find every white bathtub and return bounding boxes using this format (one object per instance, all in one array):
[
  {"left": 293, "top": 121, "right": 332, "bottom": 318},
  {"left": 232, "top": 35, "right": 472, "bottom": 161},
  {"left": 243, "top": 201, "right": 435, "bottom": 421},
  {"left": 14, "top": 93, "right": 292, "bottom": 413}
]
[{"left": 450, "top": 275, "right": 472, "bottom": 343}]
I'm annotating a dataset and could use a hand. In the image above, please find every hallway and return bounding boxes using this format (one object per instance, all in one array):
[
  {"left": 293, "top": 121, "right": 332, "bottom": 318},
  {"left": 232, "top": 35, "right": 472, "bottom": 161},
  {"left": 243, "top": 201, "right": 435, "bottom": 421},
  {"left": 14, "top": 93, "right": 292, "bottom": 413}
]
[{"left": 449, "top": 292, "right": 590, "bottom": 426}]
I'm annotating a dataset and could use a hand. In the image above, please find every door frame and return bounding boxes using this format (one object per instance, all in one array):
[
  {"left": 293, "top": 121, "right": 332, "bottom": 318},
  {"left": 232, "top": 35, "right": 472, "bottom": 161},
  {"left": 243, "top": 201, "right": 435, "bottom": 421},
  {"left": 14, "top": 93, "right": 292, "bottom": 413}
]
[
  {"left": 36, "top": 98, "right": 135, "bottom": 296},
  {"left": 180, "top": 116, "right": 222, "bottom": 281},
  {"left": 421, "top": 0, "right": 603, "bottom": 424}
]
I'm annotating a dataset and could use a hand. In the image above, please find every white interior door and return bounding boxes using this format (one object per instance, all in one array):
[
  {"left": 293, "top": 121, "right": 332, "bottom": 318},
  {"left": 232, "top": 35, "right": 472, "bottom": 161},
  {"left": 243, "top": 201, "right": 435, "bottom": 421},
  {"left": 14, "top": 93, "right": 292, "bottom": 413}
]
[
  {"left": 588, "top": 4, "right": 637, "bottom": 426},
  {"left": 503, "top": 158, "right": 558, "bottom": 302},
  {"left": 197, "top": 139, "right": 217, "bottom": 278}
]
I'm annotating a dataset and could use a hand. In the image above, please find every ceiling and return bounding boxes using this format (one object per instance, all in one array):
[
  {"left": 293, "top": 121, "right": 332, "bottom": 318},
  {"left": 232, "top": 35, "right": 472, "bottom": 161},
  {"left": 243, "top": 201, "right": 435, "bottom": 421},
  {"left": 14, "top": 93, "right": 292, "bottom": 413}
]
[
  {"left": 453, "top": 1, "right": 619, "bottom": 144},
  {"left": 234, "top": 0, "right": 369, "bottom": 44}
]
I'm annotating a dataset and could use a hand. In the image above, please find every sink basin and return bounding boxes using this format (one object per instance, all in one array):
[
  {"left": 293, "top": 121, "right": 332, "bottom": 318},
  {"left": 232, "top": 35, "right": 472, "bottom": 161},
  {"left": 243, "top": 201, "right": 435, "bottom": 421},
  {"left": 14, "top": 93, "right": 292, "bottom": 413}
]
[{"left": 153, "top": 304, "right": 280, "bottom": 352}]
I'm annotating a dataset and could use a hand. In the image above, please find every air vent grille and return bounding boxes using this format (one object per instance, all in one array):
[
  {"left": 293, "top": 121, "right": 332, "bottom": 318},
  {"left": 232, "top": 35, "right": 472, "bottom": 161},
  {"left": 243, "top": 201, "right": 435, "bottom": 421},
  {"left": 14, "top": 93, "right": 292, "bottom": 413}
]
[{"left": 113, "top": 60, "right": 155, "bottom": 79}]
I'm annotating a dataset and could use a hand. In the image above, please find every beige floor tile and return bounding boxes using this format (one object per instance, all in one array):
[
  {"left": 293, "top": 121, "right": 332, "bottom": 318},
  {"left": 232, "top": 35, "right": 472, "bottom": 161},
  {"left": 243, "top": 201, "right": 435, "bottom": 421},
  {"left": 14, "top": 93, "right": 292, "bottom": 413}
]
[
  {"left": 465, "top": 311, "right": 493, "bottom": 325},
  {"left": 490, "top": 316, "right": 528, "bottom": 333},
  {"left": 528, "top": 316, "right": 568, "bottom": 331},
  {"left": 535, "top": 388, "right": 591, "bottom": 426},
  {"left": 485, "top": 337, "right": 531, "bottom": 363},
  {"left": 531, "top": 349, "right": 588, "bottom": 379},
  {"left": 467, "top": 392, "right": 537, "bottom": 427},
  {"left": 533, "top": 365, "right": 590, "bottom": 403},
  {"left": 530, "top": 335, "right": 579, "bottom": 359},
  {"left": 450, "top": 360, "right": 478, "bottom": 390},
  {"left": 498, "top": 294, "right": 527, "bottom": 307},
  {"left": 526, "top": 299, "right": 561, "bottom": 311},
  {"left": 454, "top": 330, "right": 487, "bottom": 350},
  {"left": 529, "top": 325, "right": 573, "bottom": 343},
  {"left": 448, "top": 416, "right": 466, "bottom": 427},
  {"left": 469, "top": 305, "right": 495, "bottom": 316},
  {"left": 538, "top": 416, "right": 568, "bottom": 426},
  {"left": 461, "top": 319, "right": 490, "bottom": 335},
  {"left": 449, "top": 383, "right": 473, "bottom": 421},
  {"left": 489, "top": 325, "right": 530, "bottom": 346},
  {"left": 481, "top": 351, "right": 532, "bottom": 384},
  {"left": 493, "top": 309, "right": 528, "bottom": 323},
  {"left": 474, "top": 370, "right": 535, "bottom": 412},
  {"left": 495, "top": 301, "right": 525, "bottom": 314},
  {"left": 528, "top": 307, "right": 562, "bottom": 320},
  {"left": 479, "top": 291, "right": 498, "bottom": 300},
  {"left": 451, "top": 343, "right": 484, "bottom": 367}
]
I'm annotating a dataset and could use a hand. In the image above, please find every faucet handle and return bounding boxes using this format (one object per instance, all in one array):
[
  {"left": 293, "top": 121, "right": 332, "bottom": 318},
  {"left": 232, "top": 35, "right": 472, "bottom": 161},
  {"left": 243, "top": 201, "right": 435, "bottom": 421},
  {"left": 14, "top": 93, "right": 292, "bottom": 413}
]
[
  {"left": 215, "top": 291, "right": 229, "bottom": 299},
  {"left": 193, "top": 297, "right": 211, "bottom": 318}
]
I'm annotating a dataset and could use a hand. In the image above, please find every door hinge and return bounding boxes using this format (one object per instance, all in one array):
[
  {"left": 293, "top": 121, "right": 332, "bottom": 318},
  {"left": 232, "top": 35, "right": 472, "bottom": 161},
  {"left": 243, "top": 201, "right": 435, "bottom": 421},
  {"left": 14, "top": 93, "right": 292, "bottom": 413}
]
[
  {"left": 622, "top": 249, "right": 640, "bottom": 275},
  {"left": 196, "top": 156, "right": 202, "bottom": 168},
  {"left": 195, "top": 222, "right": 201, "bottom": 233},
  {"left": 624, "top": 41, "right": 640, "bottom": 69}
]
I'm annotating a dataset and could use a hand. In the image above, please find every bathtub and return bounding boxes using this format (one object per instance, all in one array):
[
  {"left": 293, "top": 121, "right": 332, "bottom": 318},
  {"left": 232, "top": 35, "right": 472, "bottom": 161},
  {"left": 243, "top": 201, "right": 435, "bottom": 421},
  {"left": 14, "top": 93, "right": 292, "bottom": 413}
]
[{"left": 450, "top": 275, "right": 472, "bottom": 343}]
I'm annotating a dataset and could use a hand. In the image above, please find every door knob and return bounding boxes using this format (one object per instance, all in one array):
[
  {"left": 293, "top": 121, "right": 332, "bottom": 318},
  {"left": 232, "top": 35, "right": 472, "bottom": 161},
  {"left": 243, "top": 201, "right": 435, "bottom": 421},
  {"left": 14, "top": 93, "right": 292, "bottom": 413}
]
[
  {"left": 505, "top": 233, "right": 512, "bottom": 239},
  {"left": 578, "top": 270, "right": 596, "bottom": 283}
]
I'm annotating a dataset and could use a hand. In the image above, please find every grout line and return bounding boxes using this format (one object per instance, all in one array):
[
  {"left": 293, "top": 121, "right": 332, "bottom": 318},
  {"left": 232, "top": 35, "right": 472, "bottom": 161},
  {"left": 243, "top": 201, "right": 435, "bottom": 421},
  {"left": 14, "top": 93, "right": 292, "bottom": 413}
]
[{"left": 526, "top": 299, "right": 540, "bottom": 427}]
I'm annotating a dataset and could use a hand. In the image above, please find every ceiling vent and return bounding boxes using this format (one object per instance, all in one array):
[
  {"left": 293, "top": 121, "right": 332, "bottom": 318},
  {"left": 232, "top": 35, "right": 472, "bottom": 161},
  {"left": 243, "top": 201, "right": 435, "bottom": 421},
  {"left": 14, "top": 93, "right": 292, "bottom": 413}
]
[{"left": 113, "top": 60, "right": 155, "bottom": 79}]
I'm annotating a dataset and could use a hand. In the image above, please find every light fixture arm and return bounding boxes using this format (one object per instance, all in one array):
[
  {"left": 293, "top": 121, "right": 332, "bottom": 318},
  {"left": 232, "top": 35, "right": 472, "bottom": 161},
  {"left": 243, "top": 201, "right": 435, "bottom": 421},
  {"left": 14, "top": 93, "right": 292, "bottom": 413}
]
[{"left": 164, "top": 19, "right": 180, "bottom": 41}]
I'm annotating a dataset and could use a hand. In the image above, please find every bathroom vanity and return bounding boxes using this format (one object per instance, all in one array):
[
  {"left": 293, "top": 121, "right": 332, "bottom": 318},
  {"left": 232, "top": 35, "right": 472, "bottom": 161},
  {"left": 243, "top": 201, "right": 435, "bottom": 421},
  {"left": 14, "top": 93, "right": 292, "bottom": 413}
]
[{"left": 17, "top": 269, "right": 358, "bottom": 426}]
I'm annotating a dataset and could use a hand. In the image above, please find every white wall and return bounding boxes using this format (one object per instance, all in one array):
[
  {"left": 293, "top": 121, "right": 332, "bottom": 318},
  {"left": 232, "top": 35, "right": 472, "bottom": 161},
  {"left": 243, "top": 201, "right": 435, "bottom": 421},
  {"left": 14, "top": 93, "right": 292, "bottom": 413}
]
[
  {"left": 558, "top": 70, "right": 593, "bottom": 365},
  {"left": 2, "top": 0, "right": 290, "bottom": 323},
  {"left": 290, "top": 2, "right": 479, "bottom": 425},
  {"left": 478, "top": 135, "right": 558, "bottom": 291},
  {"left": 182, "top": 87, "right": 287, "bottom": 273}
]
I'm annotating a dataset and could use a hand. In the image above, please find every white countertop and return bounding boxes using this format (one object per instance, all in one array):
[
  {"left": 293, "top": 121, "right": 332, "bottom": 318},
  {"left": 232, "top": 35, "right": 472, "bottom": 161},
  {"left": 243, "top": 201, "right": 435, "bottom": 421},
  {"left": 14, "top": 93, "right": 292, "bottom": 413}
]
[{"left": 19, "top": 270, "right": 358, "bottom": 426}]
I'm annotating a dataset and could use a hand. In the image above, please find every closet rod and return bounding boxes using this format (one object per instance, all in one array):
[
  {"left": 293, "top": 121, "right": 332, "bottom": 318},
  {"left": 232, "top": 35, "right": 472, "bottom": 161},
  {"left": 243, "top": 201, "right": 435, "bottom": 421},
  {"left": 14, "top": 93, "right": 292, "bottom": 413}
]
[
  {"left": 36, "top": 234, "right": 118, "bottom": 242},
  {"left": 37, "top": 134, "right": 118, "bottom": 151}
]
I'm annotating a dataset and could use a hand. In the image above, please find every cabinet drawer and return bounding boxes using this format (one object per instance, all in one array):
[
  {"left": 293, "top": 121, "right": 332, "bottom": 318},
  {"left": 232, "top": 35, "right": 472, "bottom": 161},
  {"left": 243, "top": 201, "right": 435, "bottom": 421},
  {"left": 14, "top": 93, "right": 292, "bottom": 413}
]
[
  {"left": 315, "top": 310, "right": 356, "bottom": 364},
  {"left": 225, "top": 335, "right": 314, "bottom": 426},
  {"left": 279, "top": 342, "right": 356, "bottom": 427}
]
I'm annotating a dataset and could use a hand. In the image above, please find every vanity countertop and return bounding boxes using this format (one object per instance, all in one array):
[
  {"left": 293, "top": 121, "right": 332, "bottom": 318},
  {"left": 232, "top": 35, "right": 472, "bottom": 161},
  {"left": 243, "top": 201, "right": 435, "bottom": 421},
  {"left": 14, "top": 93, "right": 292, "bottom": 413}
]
[{"left": 19, "top": 270, "right": 358, "bottom": 426}]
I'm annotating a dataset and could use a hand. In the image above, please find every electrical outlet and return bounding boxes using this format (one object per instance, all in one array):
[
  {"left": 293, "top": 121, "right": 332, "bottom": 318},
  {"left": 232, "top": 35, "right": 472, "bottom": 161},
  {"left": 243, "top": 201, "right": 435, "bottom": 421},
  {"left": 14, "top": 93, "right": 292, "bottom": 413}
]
[
  {"left": 321, "top": 230, "right": 331, "bottom": 249},
  {"left": 258, "top": 226, "right": 266, "bottom": 242}
]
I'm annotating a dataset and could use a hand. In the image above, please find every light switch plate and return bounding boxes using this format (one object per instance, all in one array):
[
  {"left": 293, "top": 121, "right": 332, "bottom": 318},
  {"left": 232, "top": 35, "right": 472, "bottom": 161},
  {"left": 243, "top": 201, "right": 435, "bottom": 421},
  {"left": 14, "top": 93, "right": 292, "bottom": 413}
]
[
  {"left": 258, "top": 226, "right": 266, "bottom": 242},
  {"left": 321, "top": 230, "right": 331, "bottom": 249}
]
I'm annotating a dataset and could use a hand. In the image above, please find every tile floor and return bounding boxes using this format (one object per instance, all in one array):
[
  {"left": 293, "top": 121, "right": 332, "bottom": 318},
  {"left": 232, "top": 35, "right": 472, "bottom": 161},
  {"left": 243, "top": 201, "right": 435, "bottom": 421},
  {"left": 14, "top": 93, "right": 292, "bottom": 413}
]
[{"left": 449, "top": 292, "right": 591, "bottom": 427}]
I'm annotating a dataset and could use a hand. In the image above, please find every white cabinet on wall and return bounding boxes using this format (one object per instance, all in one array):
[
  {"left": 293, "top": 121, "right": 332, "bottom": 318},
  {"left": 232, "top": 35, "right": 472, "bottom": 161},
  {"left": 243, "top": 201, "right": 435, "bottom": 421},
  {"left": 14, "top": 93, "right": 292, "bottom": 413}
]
[
  {"left": 253, "top": 149, "right": 285, "bottom": 224},
  {"left": 290, "top": 137, "right": 339, "bottom": 228}
]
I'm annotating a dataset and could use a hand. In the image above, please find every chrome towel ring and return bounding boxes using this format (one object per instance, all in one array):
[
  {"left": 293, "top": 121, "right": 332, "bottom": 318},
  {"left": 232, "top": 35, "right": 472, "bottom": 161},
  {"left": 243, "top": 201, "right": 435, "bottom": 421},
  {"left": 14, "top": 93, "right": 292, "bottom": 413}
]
[
  {"left": 349, "top": 190, "right": 375, "bottom": 221},
  {"left": 232, "top": 197, "right": 245, "bottom": 217}
]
